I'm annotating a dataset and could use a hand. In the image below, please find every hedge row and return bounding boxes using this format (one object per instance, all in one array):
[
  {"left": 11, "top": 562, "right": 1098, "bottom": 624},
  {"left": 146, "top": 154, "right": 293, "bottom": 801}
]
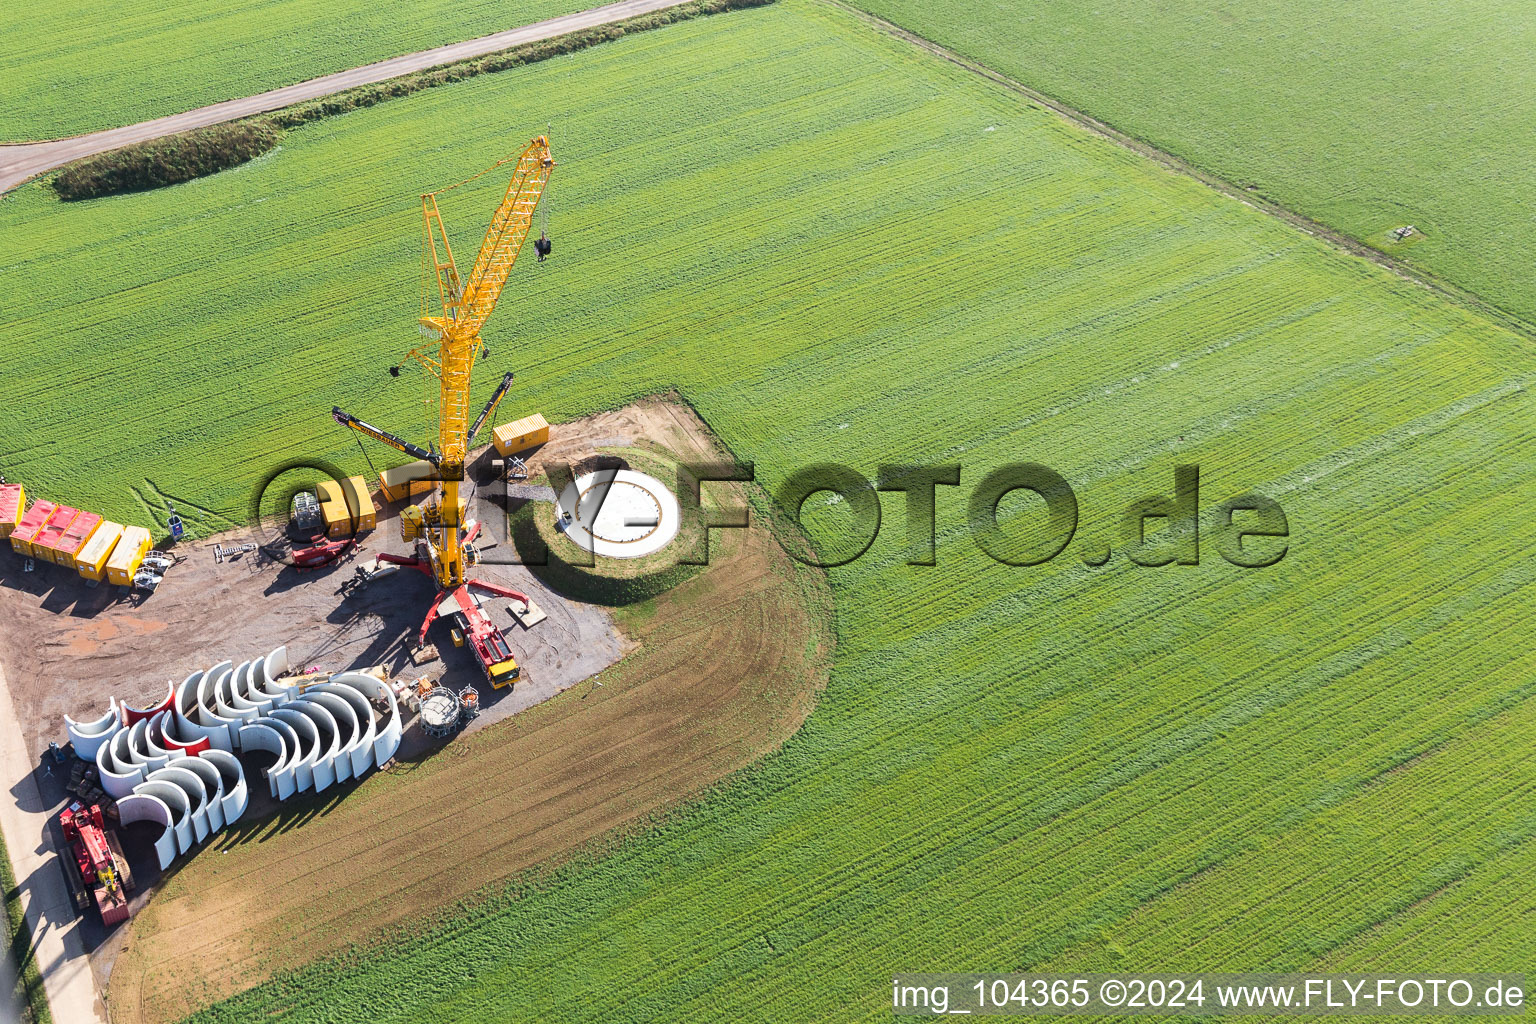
[
  {"left": 54, "top": 0, "right": 776, "bottom": 200},
  {"left": 53, "top": 122, "right": 280, "bottom": 200}
]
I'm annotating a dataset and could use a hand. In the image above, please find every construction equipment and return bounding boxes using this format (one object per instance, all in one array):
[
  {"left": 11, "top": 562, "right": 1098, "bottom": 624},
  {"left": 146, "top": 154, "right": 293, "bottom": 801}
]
[
  {"left": 459, "top": 684, "right": 480, "bottom": 722},
  {"left": 142, "top": 551, "right": 177, "bottom": 573},
  {"left": 507, "top": 594, "right": 548, "bottom": 628},
  {"left": 59, "top": 802, "right": 133, "bottom": 925},
  {"left": 213, "top": 541, "right": 258, "bottom": 564},
  {"left": 332, "top": 136, "right": 554, "bottom": 687},
  {"left": 344, "top": 556, "right": 401, "bottom": 590},
  {"left": 291, "top": 491, "right": 322, "bottom": 533},
  {"left": 415, "top": 579, "right": 531, "bottom": 688},
  {"left": 419, "top": 686, "right": 461, "bottom": 738},
  {"left": 291, "top": 533, "right": 356, "bottom": 571},
  {"left": 129, "top": 549, "right": 179, "bottom": 592}
]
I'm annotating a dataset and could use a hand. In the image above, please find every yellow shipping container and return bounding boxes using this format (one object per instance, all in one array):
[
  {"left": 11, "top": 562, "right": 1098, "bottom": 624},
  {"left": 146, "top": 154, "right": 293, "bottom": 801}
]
[
  {"left": 379, "top": 461, "right": 437, "bottom": 503},
  {"left": 105, "top": 526, "right": 152, "bottom": 585},
  {"left": 347, "top": 475, "right": 377, "bottom": 531},
  {"left": 315, "top": 487, "right": 349, "bottom": 538},
  {"left": 76, "top": 522, "right": 124, "bottom": 581},
  {"left": 316, "top": 476, "right": 377, "bottom": 538},
  {"left": 492, "top": 413, "right": 549, "bottom": 457}
]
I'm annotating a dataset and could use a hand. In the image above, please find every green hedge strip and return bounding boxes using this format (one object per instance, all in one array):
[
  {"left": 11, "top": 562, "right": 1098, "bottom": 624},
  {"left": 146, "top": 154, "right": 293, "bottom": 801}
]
[{"left": 54, "top": 122, "right": 280, "bottom": 200}]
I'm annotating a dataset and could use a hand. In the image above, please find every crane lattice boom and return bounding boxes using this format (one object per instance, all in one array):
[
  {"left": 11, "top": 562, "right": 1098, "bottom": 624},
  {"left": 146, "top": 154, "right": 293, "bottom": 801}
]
[{"left": 339, "top": 135, "right": 554, "bottom": 591}]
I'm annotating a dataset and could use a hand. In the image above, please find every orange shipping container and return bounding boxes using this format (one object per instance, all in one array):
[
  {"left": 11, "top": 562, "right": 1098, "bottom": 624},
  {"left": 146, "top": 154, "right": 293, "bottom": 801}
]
[
  {"left": 32, "top": 506, "right": 80, "bottom": 564},
  {"left": 0, "top": 484, "right": 23, "bottom": 539},
  {"left": 492, "top": 413, "right": 549, "bottom": 457},
  {"left": 379, "top": 461, "right": 437, "bottom": 503},
  {"left": 76, "top": 522, "right": 124, "bottom": 581},
  {"left": 11, "top": 500, "right": 57, "bottom": 557},
  {"left": 55, "top": 512, "right": 102, "bottom": 569}
]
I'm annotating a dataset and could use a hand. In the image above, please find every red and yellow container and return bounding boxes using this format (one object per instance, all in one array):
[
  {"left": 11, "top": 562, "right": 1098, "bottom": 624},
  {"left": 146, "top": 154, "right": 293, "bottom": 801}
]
[
  {"left": 0, "top": 484, "right": 23, "bottom": 540},
  {"left": 32, "top": 506, "right": 81, "bottom": 564},
  {"left": 55, "top": 512, "right": 102, "bottom": 569},
  {"left": 76, "top": 523, "right": 124, "bottom": 582},
  {"left": 11, "top": 500, "right": 57, "bottom": 557},
  {"left": 105, "top": 526, "right": 152, "bottom": 585}
]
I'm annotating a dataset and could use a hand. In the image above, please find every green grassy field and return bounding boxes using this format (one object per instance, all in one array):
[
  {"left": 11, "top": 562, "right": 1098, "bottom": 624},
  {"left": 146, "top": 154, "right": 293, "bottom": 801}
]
[
  {"left": 2, "top": 0, "right": 1534, "bottom": 1020},
  {"left": 849, "top": 0, "right": 1536, "bottom": 326},
  {"left": 0, "top": 0, "right": 589, "bottom": 141}
]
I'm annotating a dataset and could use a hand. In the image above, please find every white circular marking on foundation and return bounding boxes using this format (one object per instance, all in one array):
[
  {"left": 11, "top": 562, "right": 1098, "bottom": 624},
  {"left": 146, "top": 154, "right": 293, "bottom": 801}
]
[{"left": 557, "top": 469, "right": 681, "bottom": 560}]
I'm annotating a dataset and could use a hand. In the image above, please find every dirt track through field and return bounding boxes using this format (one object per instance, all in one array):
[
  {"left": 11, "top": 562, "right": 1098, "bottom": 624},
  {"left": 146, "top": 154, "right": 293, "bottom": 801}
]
[
  {"left": 0, "top": 0, "right": 693, "bottom": 194},
  {"left": 102, "top": 402, "right": 832, "bottom": 1024}
]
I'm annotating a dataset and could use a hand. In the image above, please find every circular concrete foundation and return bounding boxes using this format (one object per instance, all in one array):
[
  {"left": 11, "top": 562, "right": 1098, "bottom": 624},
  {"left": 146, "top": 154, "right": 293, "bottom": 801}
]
[{"left": 557, "top": 469, "right": 681, "bottom": 560}]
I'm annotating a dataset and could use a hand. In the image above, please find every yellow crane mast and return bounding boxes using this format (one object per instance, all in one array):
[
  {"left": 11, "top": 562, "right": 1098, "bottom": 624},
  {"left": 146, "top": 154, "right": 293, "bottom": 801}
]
[
  {"left": 335, "top": 135, "right": 554, "bottom": 589},
  {"left": 406, "top": 134, "right": 555, "bottom": 588},
  {"left": 331, "top": 135, "right": 554, "bottom": 686}
]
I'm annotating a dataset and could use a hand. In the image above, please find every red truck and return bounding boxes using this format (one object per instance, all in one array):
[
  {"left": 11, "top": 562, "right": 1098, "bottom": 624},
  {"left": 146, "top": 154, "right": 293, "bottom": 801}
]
[{"left": 59, "top": 802, "right": 133, "bottom": 926}]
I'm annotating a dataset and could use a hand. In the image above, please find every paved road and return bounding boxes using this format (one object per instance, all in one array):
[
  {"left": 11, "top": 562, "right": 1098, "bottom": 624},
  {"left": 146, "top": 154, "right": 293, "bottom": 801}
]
[
  {"left": 0, "top": 0, "right": 693, "bottom": 195},
  {"left": 0, "top": 662, "right": 104, "bottom": 1024}
]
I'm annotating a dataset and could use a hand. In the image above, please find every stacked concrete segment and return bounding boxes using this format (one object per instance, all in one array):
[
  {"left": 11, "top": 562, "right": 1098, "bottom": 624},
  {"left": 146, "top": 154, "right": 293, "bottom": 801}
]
[
  {"left": 202, "top": 748, "right": 248, "bottom": 823},
  {"left": 64, "top": 698, "right": 120, "bottom": 760},
  {"left": 333, "top": 670, "right": 404, "bottom": 768},
  {"left": 174, "top": 755, "right": 226, "bottom": 832},
  {"left": 96, "top": 729, "right": 147, "bottom": 799},
  {"left": 116, "top": 793, "right": 177, "bottom": 870},
  {"left": 67, "top": 646, "right": 401, "bottom": 869}
]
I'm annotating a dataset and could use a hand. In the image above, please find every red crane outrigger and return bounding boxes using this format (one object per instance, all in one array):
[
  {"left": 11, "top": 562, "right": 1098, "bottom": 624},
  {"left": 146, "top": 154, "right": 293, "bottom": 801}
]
[{"left": 377, "top": 519, "right": 531, "bottom": 688}]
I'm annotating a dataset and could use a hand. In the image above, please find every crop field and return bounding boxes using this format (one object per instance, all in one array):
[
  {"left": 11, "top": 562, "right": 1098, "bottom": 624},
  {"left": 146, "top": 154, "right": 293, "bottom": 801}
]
[
  {"left": 850, "top": 0, "right": 1536, "bottom": 326},
  {"left": 2, "top": 0, "right": 1534, "bottom": 1021},
  {"left": 0, "top": 0, "right": 589, "bottom": 141}
]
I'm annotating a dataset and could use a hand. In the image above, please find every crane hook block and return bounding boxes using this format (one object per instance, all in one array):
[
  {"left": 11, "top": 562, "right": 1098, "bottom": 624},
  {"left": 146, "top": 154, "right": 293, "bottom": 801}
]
[{"left": 535, "top": 235, "right": 552, "bottom": 262}]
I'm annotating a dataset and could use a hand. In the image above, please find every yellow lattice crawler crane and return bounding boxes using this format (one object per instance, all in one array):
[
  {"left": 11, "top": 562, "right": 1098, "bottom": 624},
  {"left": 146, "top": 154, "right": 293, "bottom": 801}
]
[{"left": 333, "top": 136, "right": 554, "bottom": 687}]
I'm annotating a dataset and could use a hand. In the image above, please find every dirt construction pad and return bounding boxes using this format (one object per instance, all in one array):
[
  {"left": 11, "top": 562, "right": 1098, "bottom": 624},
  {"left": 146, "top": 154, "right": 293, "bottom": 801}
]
[{"left": 0, "top": 398, "right": 833, "bottom": 1024}]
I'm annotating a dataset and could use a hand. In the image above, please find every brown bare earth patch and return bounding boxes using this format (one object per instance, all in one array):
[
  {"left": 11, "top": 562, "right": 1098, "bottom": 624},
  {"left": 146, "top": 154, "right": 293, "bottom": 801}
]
[{"left": 87, "top": 398, "right": 832, "bottom": 1024}]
